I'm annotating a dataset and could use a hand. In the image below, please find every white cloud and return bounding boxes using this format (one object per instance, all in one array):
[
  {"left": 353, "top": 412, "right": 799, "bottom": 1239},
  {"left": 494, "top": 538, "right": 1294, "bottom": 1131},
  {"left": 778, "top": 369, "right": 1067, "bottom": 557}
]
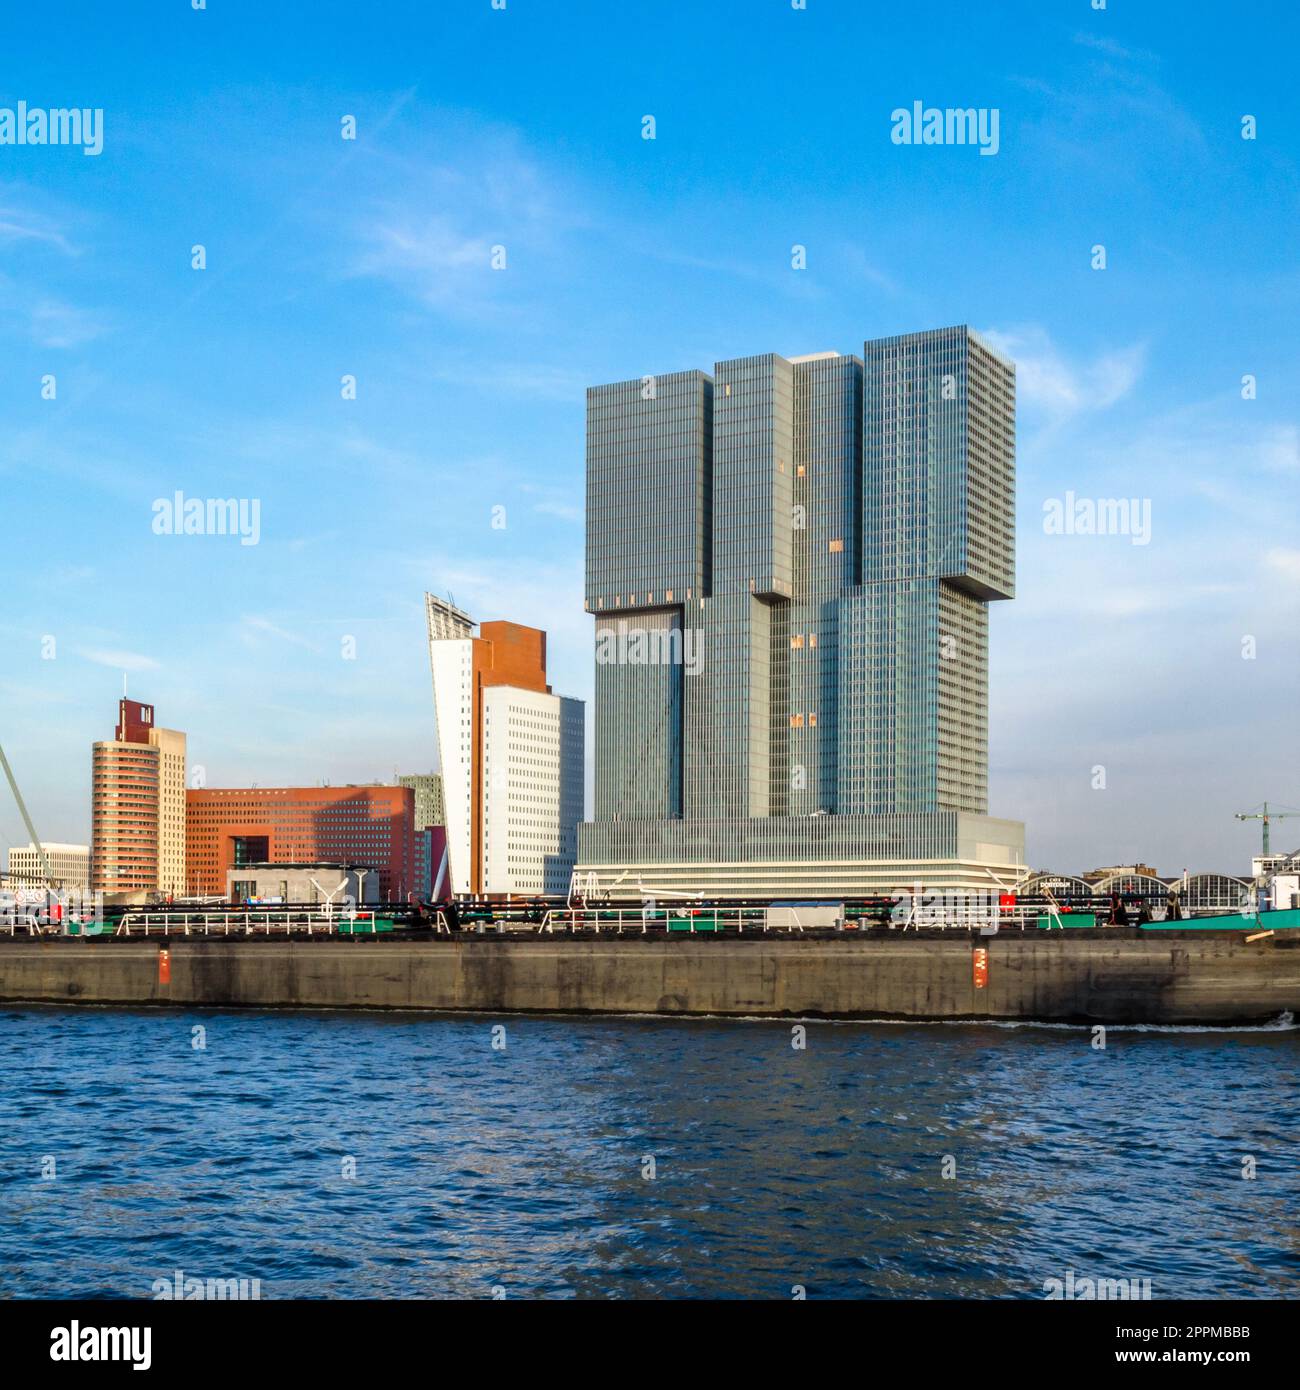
[
  {"left": 0, "top": 201, "right": 74, "bottom": 253},
  {"left": 79, "top": 648, "right": 159, "bottom": 672},
  {"left": 1259, "top": 425, "right": 1299, "bottom": 474},
  {"left": 347, "top": 131, "right": 571, "bottom": 314},
  {"left": 356, "top": 214, "right": 489, "bottom": 286},
  {"left": 1263, "top": 548, "right": 1300, "bottom": 583},
  {"left": 239, "top": 616, "right": 321, "bottom": 652},
  {"left": 424, "top": 360, "right": 591, "bottom": 403},
  {"left": 533, "top": 499, "right": 581, "bottom": 522},
  {"left": 30, "top": 297, "right": 106, "bottom": 348},
  {"left": 981, "top": 325, "right": 1146, "bottom": 420}
]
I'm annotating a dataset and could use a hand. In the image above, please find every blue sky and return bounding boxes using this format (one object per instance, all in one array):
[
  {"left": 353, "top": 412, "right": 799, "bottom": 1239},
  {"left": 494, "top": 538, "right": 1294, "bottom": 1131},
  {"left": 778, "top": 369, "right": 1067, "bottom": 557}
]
[{"left": 1, "top": 0, "right": 1297, "bottom": 873}]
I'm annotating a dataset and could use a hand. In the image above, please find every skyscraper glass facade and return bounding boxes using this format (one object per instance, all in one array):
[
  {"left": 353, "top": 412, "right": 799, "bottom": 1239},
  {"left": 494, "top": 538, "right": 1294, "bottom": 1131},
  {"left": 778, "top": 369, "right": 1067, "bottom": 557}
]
[{"left": 578, "top": 327, "right": 1023, "bottom": 897}]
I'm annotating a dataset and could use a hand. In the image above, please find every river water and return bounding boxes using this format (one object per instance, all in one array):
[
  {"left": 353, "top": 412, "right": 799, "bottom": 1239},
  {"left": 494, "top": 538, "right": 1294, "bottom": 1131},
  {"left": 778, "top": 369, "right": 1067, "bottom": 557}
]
[{"left": 1, "top": 1006, "right": 1296, "bottom": 1299}]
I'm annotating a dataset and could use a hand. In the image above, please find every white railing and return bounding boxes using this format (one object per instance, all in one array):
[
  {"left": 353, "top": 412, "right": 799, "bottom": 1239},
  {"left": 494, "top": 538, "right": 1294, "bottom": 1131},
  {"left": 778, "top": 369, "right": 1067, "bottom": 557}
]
[
  {"left": 110, "top": 909, "right": 453, "bottom": 937},
  {"left": 538, "top": 906, "right": 766, "bottom": 934}
]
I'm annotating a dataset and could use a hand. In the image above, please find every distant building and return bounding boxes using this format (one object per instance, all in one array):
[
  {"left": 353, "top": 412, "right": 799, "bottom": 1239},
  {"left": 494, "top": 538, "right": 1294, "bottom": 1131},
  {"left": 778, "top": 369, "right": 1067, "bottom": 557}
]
[
  {"left": 398, "top": 773, "right": 444, "bottom": 829},
  {"left": 426, "top": 594, "right": 584, "bottom": 896},
  {"left": 225, "top": 862, "right": 380, "bottom": 907},
  {"left": 398, "top": 773, "right": 448, "bottom": 900},
  {"left": 186, "top": 785, "right": 417, "bottom": 901},
  {"left": 6, "top": 842, "right": 90, "bottom": 890},
  {"left": 91, "top": 698, "right": 187, "bottom": 898},
  {"left": 1082, "top": 863, "right": 1160, "bottom": 883}
]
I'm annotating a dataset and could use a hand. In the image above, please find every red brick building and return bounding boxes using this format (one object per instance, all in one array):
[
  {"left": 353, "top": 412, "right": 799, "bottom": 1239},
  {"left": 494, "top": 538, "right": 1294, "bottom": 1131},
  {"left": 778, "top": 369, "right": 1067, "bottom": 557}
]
[{"left": 185, "top": 785, "right": 417, "bottom": 901}]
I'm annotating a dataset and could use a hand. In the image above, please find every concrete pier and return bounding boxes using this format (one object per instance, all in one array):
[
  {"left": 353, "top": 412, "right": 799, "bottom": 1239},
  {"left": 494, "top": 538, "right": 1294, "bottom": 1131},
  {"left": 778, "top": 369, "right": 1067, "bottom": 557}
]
[{"left": 1, "top": 932, "right": 1298, "bottom": 1024}]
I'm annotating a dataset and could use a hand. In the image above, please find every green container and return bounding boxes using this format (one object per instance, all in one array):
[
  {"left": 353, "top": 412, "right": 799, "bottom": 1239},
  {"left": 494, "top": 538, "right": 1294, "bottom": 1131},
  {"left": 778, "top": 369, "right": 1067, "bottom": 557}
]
[
  {"left": 337, "top": 917, "right": 397, "bottom": 934},
  {"left": 1035, "top": 912, "right": 1098, "bottom": 930},
  {"left": 667, "top": 913, "right": 723, "bottom": 932}
]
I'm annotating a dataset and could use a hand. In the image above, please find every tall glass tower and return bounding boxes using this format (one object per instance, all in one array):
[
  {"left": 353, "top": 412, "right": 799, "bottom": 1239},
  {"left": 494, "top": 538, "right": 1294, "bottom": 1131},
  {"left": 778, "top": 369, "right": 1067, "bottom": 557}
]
[{"left": 578, "top": 326, "right": 1024, "bottom": 899}]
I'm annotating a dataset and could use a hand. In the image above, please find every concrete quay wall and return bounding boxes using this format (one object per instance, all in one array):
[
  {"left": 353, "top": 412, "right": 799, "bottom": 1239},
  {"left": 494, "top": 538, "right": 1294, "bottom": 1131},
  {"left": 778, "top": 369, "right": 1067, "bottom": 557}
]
[{"left": 1, "top": 933, "right": 1298, "bottom": 1024}]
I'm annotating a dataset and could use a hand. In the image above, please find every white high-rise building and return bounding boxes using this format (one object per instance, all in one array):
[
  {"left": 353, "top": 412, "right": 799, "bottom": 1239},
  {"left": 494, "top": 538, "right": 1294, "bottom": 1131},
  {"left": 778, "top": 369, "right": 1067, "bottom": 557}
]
[
  {"left": 151, "top": 725, "right": 187, "bottom": 897},
  {"left": 427, "top": 596, "right": 476, "bottom": 899},
  {"left": 426, "top": 594, "right": 584, "bottom": 897},
  {"left": 483, "top": 685, "right": 585, "bottom": 895}
]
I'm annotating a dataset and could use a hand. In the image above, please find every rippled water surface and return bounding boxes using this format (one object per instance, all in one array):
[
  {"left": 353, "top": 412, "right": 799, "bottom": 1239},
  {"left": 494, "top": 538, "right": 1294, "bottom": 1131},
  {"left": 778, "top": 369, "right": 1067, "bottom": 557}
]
[{"left": 1, "top": 1006, "right": 1297, "bottom": 1299}]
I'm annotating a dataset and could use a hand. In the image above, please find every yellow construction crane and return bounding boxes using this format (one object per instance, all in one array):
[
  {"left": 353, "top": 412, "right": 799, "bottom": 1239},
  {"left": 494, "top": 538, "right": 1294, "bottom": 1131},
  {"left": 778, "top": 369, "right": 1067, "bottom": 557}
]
[{"left": 1235, "top": 802, "right": 1300, "bottom": 856}]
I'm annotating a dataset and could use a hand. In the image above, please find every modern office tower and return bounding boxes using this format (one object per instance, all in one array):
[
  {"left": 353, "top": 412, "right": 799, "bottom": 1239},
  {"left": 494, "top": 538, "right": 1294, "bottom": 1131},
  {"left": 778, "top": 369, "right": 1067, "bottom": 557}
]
[
  {"left": 185, "top": 785, "right": 417, "bottom": 900},
  {"left": 398, "top": 773, "right": 448, "bottom": 900},
  {"left": 5, "top": 842, "right": 90, "bottom": 890},
  {"left": 577, "top": 326, "right": 1024, "bottom": 898},
  {"left": 426, "top": 594, "right": 585, "bottom": 896},
  {"left": 91, "top": 698, "right": 187, "bottom": 898}
]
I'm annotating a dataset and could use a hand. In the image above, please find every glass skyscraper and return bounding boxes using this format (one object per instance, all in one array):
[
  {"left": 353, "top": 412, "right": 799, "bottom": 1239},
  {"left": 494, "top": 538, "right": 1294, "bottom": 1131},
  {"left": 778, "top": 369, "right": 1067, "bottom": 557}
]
[{"left": 577, "top": 327, "right": 1025, "bottom": 899}]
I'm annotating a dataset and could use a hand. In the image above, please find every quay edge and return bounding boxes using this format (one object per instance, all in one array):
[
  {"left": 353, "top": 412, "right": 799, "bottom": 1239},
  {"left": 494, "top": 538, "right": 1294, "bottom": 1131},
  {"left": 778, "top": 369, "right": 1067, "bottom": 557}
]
[{"left": 1, "top": 933, "right": 1299, "bottom": 1025}]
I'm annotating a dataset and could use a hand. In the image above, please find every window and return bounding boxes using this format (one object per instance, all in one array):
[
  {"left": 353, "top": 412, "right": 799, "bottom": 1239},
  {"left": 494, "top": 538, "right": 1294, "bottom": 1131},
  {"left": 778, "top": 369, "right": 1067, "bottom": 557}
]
[{"left": 829, "top": 539, "right": 843, "bottom": 553}]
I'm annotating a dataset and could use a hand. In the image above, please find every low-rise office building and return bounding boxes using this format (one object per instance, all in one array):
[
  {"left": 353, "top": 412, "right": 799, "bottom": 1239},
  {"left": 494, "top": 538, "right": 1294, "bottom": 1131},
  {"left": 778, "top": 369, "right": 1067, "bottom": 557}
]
[
  {"left": 225, "top": 862, "right": 380, "bottom": 906},
  {"left": 5, "top": 842, "right": 91, "bottom": 890}
]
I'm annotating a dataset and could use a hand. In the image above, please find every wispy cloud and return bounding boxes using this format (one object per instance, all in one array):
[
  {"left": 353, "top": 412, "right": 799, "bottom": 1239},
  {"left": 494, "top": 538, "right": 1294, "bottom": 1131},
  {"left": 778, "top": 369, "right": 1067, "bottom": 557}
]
[
  {"left": 1263, "top": 548, "right": 1300, "bottom": 583},
  {"left": 347, "top": 124, "right": 576, "bottom": 315},
  {"left": 1259, "top": 425, "right": 1299, "bottom": 474},
  {"left": 30, "top": 297, "right": 107, "bottom": 348},
  {"left": 840, "top": 244, "right": 901, "bottom": 296},
  {"left": 982, "top": 325, "right": 1146, "bottom": 420},
  {"left": 239, "top": 616, "right": 322, "bottom": 652},
  {"left": 423, "top": 360, "right": 591, "bottom": 402},
  {"left": 0, "top": 198, "right": 75, "bottom": 253},
  {"left": 533, "top": 499, "right": 581, "bottom": 522},
  {"left": 1070, "top": 32, "right": 1160, "bottom": 66},
  {"left": 78, "top": 647, "right": 159, "bottom": 672}
]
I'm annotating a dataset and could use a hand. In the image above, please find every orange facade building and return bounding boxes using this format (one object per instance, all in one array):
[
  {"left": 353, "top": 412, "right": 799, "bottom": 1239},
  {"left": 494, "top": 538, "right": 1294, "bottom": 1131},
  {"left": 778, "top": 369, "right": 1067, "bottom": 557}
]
[
  {"left": 91, "top": 698, "right": 187, "bottom": 898},
  {"left": 185, "top": 785, "right": 417, "bottom": 901},
  {"left": 427, "top": 601, "right": 550, "bottom": 895},
  {"left": 427, "top": 595, "right": 584, "bottom": 897}
]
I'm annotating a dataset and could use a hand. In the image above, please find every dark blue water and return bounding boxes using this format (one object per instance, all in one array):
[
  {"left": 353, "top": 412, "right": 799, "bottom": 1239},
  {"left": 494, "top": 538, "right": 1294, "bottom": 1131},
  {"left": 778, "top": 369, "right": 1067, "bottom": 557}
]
[{"left": 1, "top": 1006, "right": 1297, "bottom": 1299}]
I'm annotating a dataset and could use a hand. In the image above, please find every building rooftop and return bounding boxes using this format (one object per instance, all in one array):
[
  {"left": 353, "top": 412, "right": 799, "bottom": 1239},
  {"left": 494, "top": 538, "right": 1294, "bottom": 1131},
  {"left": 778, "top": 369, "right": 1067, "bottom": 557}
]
[{"left": 229, "top": 862, "right": 379, "bottom": 872}]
